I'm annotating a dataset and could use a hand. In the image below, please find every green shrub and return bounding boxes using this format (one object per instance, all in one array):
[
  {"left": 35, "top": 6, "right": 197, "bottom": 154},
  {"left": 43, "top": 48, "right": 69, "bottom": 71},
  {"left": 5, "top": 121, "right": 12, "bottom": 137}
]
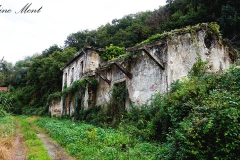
[
  {"left": 0, "top": 109, "right": 7, "bottom": 118},
  {"left": 119, "top": 64, "right": 240, "bottom": 159},
  {"left": 101, "top": 44, "right": 125, "bottom": 61},
  {"left": 0, "top": 91, "right": 13, "bottom": 113},
  {"left": 157, "top": 65, "right": 240, "bottom": 159}
]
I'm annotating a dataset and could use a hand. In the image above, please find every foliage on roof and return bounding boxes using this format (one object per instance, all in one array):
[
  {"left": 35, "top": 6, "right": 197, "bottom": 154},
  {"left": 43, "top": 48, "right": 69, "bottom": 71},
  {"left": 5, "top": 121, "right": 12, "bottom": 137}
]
[
  {"left": 100, "top": 44, "right": 125, "bottom": 61},
  {"left": 137, "top": 22, "right": 221, "bottom": 46}
]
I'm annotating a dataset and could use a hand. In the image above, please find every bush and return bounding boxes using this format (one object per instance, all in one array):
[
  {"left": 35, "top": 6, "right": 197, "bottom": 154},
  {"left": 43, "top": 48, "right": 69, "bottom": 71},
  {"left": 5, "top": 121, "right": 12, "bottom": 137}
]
[
  {"left": 100, "top": 44, "right": 125, "bottom": 61},
  {"left": 0, "top": 109, "right": 7, "bottom": 118},
  {"left": 158, "top": 65, "right": 240, "bottom": 159},
  {"left": 120, "top": 64, "right": 240, "bottom": 159}
]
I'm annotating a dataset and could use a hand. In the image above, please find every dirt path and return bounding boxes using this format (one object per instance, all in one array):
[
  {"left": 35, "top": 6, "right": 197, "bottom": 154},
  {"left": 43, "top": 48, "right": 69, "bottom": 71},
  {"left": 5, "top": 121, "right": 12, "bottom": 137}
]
[
  {"left": 37, "top": 133, "right": 73, "bottom": 160},
  {"left": 29, "top": 123, "right": 74, "bottom": 160},
  {"left": 11, "top": 120, "right": 27, "bottom": 160},
  {"left": 4, "top": 118, "right": 74, "bottom": 160}
]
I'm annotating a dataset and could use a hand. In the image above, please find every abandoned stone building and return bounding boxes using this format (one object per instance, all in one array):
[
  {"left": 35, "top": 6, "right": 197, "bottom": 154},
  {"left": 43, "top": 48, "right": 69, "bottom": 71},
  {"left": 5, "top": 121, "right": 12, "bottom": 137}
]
[{"left": 49, "top": 24, "right": 237, "bottom": 116}]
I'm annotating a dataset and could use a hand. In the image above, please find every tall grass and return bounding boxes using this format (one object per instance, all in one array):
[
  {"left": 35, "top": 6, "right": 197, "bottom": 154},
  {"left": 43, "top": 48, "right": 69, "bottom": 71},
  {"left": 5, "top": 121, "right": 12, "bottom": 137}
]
[{"left": 0, "top": 116, "right": 16, "bottom": 160}]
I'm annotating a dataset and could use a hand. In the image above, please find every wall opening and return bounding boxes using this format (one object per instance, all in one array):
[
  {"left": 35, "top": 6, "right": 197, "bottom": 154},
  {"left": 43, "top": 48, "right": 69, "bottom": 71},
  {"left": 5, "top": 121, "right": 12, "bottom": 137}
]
[
  {"left": 79, "top": 61, "right": 83, "bottom": 77},
  {"left": 64, "top": 73, "right": 67, "bottom": 86},
  {"left": 108, "top": 81, "right": 128, "bottom": 122},
  {"left": 69, "top": 101, "right": 73, "bottom": 115},
  {"left": 87, "top": 84, "right": 97, "bottom": 108},
  {"left": 204, "top": 34, "right": 213, "bottom": 49},
  {"left": 71, "top": 67, "right": 74, "bottom": 83}
]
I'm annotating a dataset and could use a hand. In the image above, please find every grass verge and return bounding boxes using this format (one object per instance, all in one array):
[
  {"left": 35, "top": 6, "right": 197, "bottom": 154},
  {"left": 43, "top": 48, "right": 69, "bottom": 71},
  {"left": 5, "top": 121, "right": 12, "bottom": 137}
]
[{"left": 0, "top": 116, "right": 16, "bottom": 160}]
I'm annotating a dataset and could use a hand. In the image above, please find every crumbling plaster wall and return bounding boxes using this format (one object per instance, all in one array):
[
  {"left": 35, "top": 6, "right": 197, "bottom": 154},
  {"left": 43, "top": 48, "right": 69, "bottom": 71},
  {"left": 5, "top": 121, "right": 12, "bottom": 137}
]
[
  {"left": 95, "top": 73, "right": 111, "bottom": 106},
  {"left": 86, "top": 51, "right": 101, "bottom": 72},
  {"left": 127, "top": 47, "right": 167, "bottom": 106},
  {"left": 49, "top": 99, "right": 62, "bottom": 117},
  {"left": 61, "top": 49, "right": 100, "bottom": 113},
  {"left": 95, "top": 44, "right": 168, "bottom": 107},
  {"left": 95, "top": 30, "right": 234, "bottom": 107},
  {"left": 62, "top": 49, "right": 100, "bottom": 88},
  {"left": 167, "top": 30, "right": 233, "bottom": 85}
]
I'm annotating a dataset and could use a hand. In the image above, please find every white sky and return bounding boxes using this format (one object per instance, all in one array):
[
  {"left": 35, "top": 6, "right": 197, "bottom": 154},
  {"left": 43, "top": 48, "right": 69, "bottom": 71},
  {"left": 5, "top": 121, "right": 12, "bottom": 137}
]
[{"left": 0, "top": 0, "right": 166, "bottom": 64}]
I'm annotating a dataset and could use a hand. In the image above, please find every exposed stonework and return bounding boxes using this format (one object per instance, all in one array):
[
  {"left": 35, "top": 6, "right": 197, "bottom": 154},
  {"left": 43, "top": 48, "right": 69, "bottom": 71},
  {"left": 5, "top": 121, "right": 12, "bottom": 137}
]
[
  {"left": 49, "top": 99, "right": 62, "bottom": 117},
  {"left": 49, "top": 24, "right": 237, "bottom": 116}
]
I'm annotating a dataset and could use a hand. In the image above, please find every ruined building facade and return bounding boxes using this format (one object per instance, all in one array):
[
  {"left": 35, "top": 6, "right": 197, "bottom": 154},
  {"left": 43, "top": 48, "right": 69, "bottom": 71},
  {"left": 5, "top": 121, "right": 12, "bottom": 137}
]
[{"left": 49, "top": 24, "right": 237, "bottom": 116}]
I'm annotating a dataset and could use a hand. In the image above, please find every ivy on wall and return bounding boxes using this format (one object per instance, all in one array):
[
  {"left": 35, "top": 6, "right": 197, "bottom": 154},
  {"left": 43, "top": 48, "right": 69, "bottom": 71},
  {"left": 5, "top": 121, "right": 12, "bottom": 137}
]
[
  {"left": 47, "top": 77, "right": 98, "bottom": 118},
  {"left": 107, "top": 81, "right": 129, "bottom": 125}
]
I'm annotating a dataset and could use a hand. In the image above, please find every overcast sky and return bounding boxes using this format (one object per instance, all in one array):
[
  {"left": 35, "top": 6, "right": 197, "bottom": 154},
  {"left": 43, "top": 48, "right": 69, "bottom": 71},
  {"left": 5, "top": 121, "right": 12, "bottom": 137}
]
[{"left": 0, "top": 0, "right": 166, "bottom": 64}]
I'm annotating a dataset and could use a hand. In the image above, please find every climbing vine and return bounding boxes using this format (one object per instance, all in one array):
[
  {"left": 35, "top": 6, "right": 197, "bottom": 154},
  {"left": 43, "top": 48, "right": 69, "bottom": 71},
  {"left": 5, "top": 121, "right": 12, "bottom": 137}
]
[
  {"left": 62, "top": 79, "right": 87, "bottom": 95},
  {"left": 107, "top": 82, "right": 129, "bottom": 125}
]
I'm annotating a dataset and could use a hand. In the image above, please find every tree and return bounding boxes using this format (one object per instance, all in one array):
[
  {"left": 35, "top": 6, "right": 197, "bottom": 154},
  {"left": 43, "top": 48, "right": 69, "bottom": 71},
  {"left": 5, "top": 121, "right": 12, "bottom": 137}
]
[
  {"left": 145, "top": 6, "right": 170, "bottom": 33},
  {"left": 0, "top": 91, "right": 13, "bottom": 114},
  {"left": 0, "top": 61, "right": 13, "bottom": 86},
  {"left": 42, "top": 44, "right": 62, "bottom": 57},
  {"left": 217, "top": 5, "right": 238, "bottom": 36},
  {"left": 64, "top": 30, "right": 97, "bottom": 50}
]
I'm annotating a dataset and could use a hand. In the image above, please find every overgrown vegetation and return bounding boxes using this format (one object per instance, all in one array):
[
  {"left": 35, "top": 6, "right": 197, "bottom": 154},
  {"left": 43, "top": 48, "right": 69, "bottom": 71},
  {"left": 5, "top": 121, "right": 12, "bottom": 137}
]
[
  {"left": 33, "top": 62, "right": 240, "bottom": 159},
  {"left": 137, "top": 22, "right": 221, "bottom": 46},
  {"left": 49, "top": 77, "right": 98, "bottom": 119},
  {"left": 35, "top": 117, "right": 158, "bottom": 160},
  {"left": 0, "top": 91, "right": 13, "bottom": 117},
  {"left": 107, "top": 82, "right": 128, "bottom": 125},
  {"left": 74, "top": 81, "right": 129, "bottom": 127},
  {"left": 62, "top": 78, "right": 87, "bottom": 118},
  {"left": 69, "top": 61, "right": 240, "bottom": 159},
  {"left": 101, "top": 44, "right": 126, "bottom": 61}
]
